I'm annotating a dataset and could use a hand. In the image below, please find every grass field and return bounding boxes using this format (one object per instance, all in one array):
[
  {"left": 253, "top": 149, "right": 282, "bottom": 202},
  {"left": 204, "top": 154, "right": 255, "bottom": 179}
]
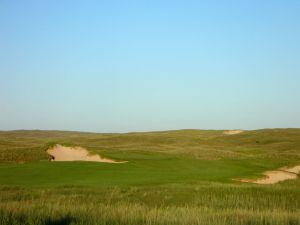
[{"left": 0, "top": 129, "right": 300, "bottom": 224}]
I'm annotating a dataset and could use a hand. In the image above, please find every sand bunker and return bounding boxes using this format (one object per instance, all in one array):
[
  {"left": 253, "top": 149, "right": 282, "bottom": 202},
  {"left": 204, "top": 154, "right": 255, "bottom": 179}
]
[
  {"left": 47, "top": 144, "right": 126, "bottom": 163},
  {"left": 224, "top": 130, "right": 244, "bottom": 135},
  {"left": 282, "top": 165, "right": 300, "bottom": 174},
  {"left": 240, "top": 165, "right": 300, "bottom": 184}
]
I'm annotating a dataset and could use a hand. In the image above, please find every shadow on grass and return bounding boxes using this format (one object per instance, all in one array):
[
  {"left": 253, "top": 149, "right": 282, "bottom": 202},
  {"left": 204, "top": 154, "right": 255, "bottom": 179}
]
[{"left": 45, "top": 215, "right": 75, "bottom": 225}]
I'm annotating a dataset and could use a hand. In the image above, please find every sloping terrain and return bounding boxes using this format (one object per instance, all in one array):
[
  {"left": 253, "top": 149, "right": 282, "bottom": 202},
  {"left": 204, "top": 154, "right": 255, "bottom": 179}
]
[
  {"left": 0, "top": 129, "right": 300, "bottom": 225},
  {"left": 1, "top": 129, "right": 300, "bottom": 162}
]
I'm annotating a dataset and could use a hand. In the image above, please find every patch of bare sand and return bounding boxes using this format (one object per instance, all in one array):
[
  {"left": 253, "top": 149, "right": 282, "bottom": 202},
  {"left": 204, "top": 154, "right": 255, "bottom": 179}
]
[
  {"left": 240, "top": 165, "right": 300, "bottom": 184},
  {"left": 47, "top": 144, "right": 127, "bottom": 163},
  {"left": 223, "top": 130, "right": 244, "bottom": 135},
  {"left": 282, "top": 165, "right": 300, "bottom": 174}
]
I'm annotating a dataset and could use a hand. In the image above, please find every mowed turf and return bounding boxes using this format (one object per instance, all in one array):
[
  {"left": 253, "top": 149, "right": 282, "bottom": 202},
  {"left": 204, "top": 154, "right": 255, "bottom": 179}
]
[
  {"left": 0, "top": 158, "right": 281, "bottom": 187},
  {"left": 0, "top": 129, "right": 300, "bottom": 225}
]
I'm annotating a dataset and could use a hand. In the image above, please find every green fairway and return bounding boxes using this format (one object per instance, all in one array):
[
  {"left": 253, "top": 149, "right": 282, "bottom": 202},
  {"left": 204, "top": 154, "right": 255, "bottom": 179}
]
[
  {"left": 0, "top": 129, "right": 300, "bottom": 224},
  {"left": 0, "top": 158, "right": 281, "bottom": 187}
]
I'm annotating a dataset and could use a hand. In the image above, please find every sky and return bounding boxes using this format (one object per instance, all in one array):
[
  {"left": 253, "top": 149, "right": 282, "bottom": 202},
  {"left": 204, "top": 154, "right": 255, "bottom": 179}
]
[{"left": 1, "top": 0, "right": 300, "bottom": 132}]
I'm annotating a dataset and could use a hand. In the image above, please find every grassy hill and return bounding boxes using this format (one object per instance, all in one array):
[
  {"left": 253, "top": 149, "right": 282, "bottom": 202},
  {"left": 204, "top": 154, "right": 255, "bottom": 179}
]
[
  {"left": 1, "top": 128, "right": 300, "bottom": 162},
  {"left": 0, "top": 129, "right": 300, "bottom": 224}
]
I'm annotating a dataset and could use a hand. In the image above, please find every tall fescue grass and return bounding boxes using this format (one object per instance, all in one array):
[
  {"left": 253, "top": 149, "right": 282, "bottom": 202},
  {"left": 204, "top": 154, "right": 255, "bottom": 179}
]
[
  {"left": 1, "top": 129, "right": 300, "bottom": 162},
  {"left": 1, "top": 183, "right": 300, "bottom": 225},
  {"left": 1, "top": 203, "right": 299, "bottom": 225}
]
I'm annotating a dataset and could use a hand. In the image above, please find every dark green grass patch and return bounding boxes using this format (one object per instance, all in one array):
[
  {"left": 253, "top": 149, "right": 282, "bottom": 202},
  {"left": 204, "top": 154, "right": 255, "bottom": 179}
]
[{"left": 0, "top": 156, "right": 282, "bottom": 187}]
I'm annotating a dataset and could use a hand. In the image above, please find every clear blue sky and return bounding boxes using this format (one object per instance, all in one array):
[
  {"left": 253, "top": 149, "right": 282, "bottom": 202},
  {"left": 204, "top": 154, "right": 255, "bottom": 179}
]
[{"left": 1, "top": 1, "right": 300, "bottom": 132}]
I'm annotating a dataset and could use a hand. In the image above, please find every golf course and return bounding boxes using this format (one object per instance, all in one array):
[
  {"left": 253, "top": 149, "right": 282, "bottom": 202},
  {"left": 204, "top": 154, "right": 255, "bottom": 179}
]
[
  {"left": 2, "top": 0, "right": 300, "bottom": 224},
  {"left": 0, "top": 129, "right": 300, "bottom": 225}
]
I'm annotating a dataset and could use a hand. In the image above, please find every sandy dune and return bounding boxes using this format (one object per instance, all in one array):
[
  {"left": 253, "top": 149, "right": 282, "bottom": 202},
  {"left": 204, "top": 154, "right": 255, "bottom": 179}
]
[
  {"left": 240, "top": 165, "right": 300, "bottom": 184},
  {"left": 47, "top": 144, "right": 126, "bottom": 163},
  {"left": 223, "top": 130, "right": 244, "bottom": 135}
]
